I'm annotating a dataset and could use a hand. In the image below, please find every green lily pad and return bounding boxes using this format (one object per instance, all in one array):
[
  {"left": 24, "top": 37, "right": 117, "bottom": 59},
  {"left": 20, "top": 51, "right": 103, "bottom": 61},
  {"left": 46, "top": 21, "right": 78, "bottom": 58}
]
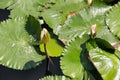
[
  {"left": 0, "top": 17, "right": 45, "bottom": 70},
  {"left": 58, "top": 0, "right": 111, "bottom": 43},
  {"left": 61, "top": 34, "right": 120, "bottom": 79},
  {"left": 40, "top": 76, "right": 70, "bottom": 80},
  {"left": 0, "top": 0, "right": 43, "bottom": 18},
  {"left": 86, "top": 39, "right": 120, "bottom": 80},
  {"left": 41, "top": 0, "right": 87, "bottom": 34},
  {"left": 0, "top": 0, "right": 14, "bottom": 9},
  {"left": 41, "top": 10, "right": 66, "bottom": 35},
  {"left": 60, "top": 35, "right": 90, "bottom": 79},
  {"left": 89, "top": 47, "right": 120, "bottom": 80},
  {"left": 106, "top": 3, "right": 120, "bottom": 38},
  {"left": 95, "top": 38, "right": 115, "bottom": 51}
]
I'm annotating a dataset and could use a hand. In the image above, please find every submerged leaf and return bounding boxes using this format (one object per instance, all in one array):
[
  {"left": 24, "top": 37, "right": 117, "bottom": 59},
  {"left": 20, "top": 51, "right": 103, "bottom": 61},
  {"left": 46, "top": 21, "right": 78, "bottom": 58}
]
[{"left": 0, "top": 17, "right": 45, "bottom": 70}]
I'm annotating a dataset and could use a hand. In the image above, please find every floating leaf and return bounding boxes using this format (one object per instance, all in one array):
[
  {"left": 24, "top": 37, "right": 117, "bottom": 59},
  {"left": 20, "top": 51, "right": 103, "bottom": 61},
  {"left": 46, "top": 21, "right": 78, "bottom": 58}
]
[
  {"left": 26, "top": 15, "right": 41, "bottom": 44},
  {"left": 61, "top": 34, "right": 120, "bottom": 79},
  {"left": 41, "top": 10, "right": 66, "bottom": 34},
  {"left": 60, "top": 35, "right": 90, "bottom": 79},
  {"left": 80, "top": 42, "right": 103, "bottom": 80},
  {"left": 85, "top": 39, "right": 120, "bottom": 80},
  {"left": 39, "top": 0, "right": 56, "bottom": 5},
  {"left": 58, "top": 0, "right": 111, "bottom": 43},
  {"left": 0, "top": 0, "right": 43, "bottom": 18},
  {"left": 106, "top": 3, "right": 120, "bottom": 38},
  {"left": 42, "top": 0, "right": 87, "bottom": 34},
  {"left": 40, "top": 75, "right": 70, "bottom": 80},
  {"left": 0, "top": 0, "right": 14, "bottom": 9},
  {"left": 96, "top": 25, "right": 119, "bottom": 44},
  {"left": 0, "top": 17, "right": 45, "bottom": 70},
  {"left": 89, "top": 47, "right": 120, "bottom": 80},
  {"left": 95, "top": 38, "right": 115, "bottom": 52}
]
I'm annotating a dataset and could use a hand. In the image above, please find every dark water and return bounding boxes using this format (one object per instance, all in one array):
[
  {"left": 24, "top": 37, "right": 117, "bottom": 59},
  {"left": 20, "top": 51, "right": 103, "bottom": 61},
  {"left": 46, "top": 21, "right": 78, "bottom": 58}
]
[
  {"left": 0, "top": 61, "right": 46, "bottom": 80},
  {"left": 0, "top": 9, "right": 10, "bottom": 21},
  {"left": 0, "top": 57, "right": 63, "bottom": 80}
]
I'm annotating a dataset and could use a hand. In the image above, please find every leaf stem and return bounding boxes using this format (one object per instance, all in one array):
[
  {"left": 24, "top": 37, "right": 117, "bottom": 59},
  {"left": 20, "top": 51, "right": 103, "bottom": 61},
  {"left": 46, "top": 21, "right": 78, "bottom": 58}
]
[{"left": 44, "top": 43, "right": 53, "bottom": 75}]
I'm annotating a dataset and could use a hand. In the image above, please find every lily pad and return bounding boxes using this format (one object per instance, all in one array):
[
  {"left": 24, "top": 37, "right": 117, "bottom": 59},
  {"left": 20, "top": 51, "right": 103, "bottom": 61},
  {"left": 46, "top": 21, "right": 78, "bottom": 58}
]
[
  {"left": 86, "top": 39, "right": 120, "bottom": 80},
  {"left": 58, "top": 0, "right": 111, "bottom": 43},
  {"left": 0, "top": 0, "right": 43, "bottom": 18},
  {"left": 41, "top": 0, "right": 87, "bottom": 34},
  {"left": 0, "top": 17, "right": 45, "bottom": 70},
  {"left": 60, "top": 34, "right": 120, "bottom": 79},
  {"left": 0, "top": 0, "right": 14, "bottom": 9},
  {"left": 40, "top": 76, "right": 70, "bottom": 80},
  {"left": 106, "top": 3, "right": 120, "bottom": 38},
  {"left": 60, "top": 35, "right": 90, "bottom": 79},
  {"left": 89, "top": 47, "right": 120, "bottom": 80}
]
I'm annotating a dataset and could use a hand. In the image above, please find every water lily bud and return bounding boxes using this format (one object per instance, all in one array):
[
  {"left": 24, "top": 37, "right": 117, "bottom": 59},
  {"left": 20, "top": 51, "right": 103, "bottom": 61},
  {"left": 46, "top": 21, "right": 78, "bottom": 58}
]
[
  {"left": 41, "top": 28, "right": 50, "bottom": 44},
  {"left": 87, "top": 0, "right": 92, "bottom": 6},
  {"left": 90, "top": 24, "right": 96, "bottom": 38}
]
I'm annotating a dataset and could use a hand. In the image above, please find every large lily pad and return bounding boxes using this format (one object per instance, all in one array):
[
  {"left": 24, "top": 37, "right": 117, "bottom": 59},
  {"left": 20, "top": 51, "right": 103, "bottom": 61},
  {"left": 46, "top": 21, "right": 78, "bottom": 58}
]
[
  {"left": 41, "top": 0, "right": 87, "bottom": 34},
  {"left": 60, "top": 35, "right": 90, "bottom": 79},
  {"left": 58, "top": 0, "right": 111, "bottom": 43},
  {"left": 89, "top": 47, "right": 120, "bottom": 80},
  {"left": 0, "top": 17, "right": 45, "bottom": 70},
  {"left": 0, "top": 0, "right": 43, "bottom": 18},
  {"left": 0, "top": 0, "right": 14, "bottom": 9},
  {"left": 86, "top": 39, "right": 120, "bottom": 80},
  {"left": 60, "top": 34, "right": 120, "bottom": 79},
  {"left": 40, "top": 76, "right": 70, "bottom": 80},
  {"left": 106, "top": 3, "right": 120, "bottom": 38}
]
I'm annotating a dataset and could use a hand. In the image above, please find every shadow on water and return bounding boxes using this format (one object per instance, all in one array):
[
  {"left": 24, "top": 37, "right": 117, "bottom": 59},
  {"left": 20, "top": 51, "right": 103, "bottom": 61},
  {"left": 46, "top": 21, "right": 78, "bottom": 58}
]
[
  {"left": 23, "top": 60, "right": 41, "bottom": 70},
  {"left": 0, "top": 57, "right": 63, "bottom": 80},
  {"left": 0, "top": 9, "right": 10, "bottom": 22},
  {"left": 25, "top": 15, "right": 41, "bottom": 42},
  {"left": 80, "top": 43, "right": 103, "bottom": 80},
  {"left": 49, "top": 57, "right": 63, "bottom": 75},
  {"left": 0, "top": 60, "right": 46, "bottom": 80}
]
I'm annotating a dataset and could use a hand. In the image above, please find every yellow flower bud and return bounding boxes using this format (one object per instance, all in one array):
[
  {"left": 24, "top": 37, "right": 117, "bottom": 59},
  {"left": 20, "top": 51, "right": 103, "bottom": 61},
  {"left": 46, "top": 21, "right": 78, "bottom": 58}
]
[
  {"left": 87, "top": 0, "right": 92, "bottom": 6},
  {"left": 41, "top": 28, "right": 50, "bottom": 44}
]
